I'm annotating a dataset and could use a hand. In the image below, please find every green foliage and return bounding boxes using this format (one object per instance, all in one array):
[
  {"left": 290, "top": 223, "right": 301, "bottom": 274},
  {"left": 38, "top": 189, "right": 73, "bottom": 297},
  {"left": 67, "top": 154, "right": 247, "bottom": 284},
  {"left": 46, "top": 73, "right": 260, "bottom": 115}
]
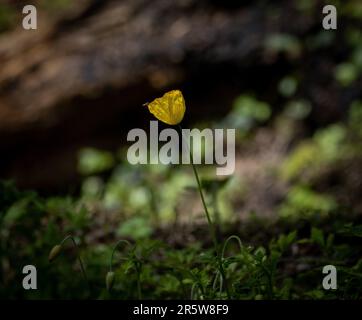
[
  {"left": 283, "top": 100, "right": 311, "bottom": 120},
  {"left": 264, "top": 34, "right": 302, "bottom": 58},
  {"left": 279, "top": 185, "right": 337, "bottom": 219},
  {"left": 1, "top": 0, "right": 361, "bottom": 301},
  {"left": 2, "top": 95, "right": 361, "bottom": 299},
  {"left": 314, "top": 125, "right": 346, "bottom": 160},
  {"left": 234, "top": 95, "right": 271, "bottom": 122},
  {"left": 338, "top": 224, "right": 362, "bottom": 238},
  {"left": 278, "top": 76, "right": 298, "bottom": 98},
  {"left": 117, "top": 217, "right": 153, "bottom": 240},
  {"left": 222, "top": 95, "right": 271, "bottom": 133},
  {"left": 281, "top": 142, "right": 319, "bottom": 181},
  {"left": 335, "top": 63, "right": 359, "bottom": 87},
  {"left": 1, "top": 179, "right": 362, "bottom": 299},
  {"left": 78, "top": 148, "right": 115, "bottom": 175},
  {"left": 281, "top": 124, "right": 346, "bottom": 181},
  {"left": 271, "top": 231, "right": 297, "bottom": 253}
]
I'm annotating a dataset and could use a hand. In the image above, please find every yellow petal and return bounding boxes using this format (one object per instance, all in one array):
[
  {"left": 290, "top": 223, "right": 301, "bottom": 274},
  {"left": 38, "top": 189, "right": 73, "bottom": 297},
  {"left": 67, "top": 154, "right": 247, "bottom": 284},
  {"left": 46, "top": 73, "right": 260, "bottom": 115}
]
[{"left": 146, "top": 90, "right": 186, "bottom": 125}]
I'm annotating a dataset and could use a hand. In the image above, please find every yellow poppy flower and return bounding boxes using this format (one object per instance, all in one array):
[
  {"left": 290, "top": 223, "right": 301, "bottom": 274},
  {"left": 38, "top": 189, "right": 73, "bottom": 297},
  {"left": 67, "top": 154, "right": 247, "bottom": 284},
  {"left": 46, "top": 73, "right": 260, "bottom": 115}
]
[{"left": 144, "top": 90, "right": 186, "bottom": 125}]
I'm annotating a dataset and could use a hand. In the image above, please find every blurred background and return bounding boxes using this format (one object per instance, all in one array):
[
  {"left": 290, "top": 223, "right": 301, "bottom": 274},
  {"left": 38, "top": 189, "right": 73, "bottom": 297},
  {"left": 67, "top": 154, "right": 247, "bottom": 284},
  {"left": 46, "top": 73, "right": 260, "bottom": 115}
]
[{"left": 0, "top": 0, "right": 362, "bottom": 299}]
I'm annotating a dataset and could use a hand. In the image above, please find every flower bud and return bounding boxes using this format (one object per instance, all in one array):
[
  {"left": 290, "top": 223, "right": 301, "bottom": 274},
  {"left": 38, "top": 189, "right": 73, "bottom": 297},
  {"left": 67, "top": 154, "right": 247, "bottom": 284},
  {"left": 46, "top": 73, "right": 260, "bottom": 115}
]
[
  {"left": 48, "top": 244, "right": 62, "bottom": 262},
  {"left": 106, "top": 271, "right": 115, "bottom": 291}
]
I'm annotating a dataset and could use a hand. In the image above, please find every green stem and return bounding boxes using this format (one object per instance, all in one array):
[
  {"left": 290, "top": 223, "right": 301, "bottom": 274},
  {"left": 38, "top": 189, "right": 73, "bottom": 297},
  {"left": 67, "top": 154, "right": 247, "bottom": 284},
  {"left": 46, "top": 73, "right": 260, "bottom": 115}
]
[
  {"left": 109, "top": 240, "right": 141, "bottom": 297},
  {"left": 60, "top": 235, "right": 90, "bottom": 290},
  {"left": 178, "top": 125, "right": 231, "bottom": 299},
  {"left": 135, "top": 261, "right": 142, "bottom": 300},
  {"left": 109, "top": 239, "right": 131, "bottom": 271},
  {"left": 190, "top": 148, "right": 217, "bottom": 242},
  {"left": 260, "top": 263, "right": 274, "bottom": 299},
  {"left": 221, "top": 235, "right": 243, "bottom": 259}
]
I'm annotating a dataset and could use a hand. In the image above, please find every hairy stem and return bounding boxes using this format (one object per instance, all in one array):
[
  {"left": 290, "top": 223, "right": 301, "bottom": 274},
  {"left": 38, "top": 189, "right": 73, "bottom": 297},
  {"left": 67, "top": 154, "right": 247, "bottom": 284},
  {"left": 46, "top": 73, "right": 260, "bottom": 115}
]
[
  {"left": 178, "top": 125, "right": 231, "bottom": 299},
  {"left": 60, "top": 235, "right": 90, "bottom": 290}
]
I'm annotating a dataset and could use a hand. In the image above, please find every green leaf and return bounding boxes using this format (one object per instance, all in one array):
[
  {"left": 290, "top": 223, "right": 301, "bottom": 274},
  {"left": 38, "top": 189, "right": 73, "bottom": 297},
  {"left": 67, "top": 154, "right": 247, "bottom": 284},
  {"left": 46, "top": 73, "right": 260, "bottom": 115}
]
[
  {"left": 3, "top": 198, "right": 30, "bottom": 226},
  {"left": 78, "top": 148, "right": 115, "bottom": 175},
  {"left": 117, "top": 217, "right": 153, "bottom": 240},
  {"left": 311, "top": 227, "right": 325, "bottom": 248},
  {"left": 338, "top": 224, "right": 362, "bottom": 238}
]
